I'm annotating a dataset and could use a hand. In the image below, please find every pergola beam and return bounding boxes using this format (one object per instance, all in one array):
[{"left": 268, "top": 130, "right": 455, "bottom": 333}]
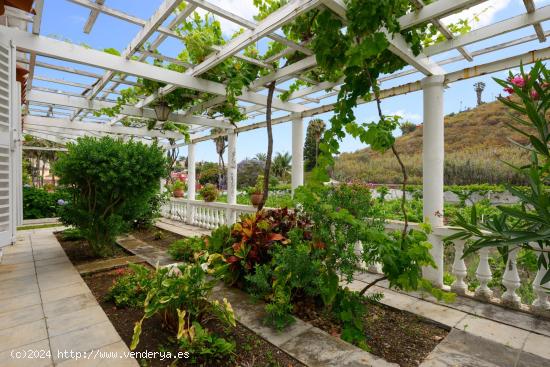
[
  {"left": 523, "top": 0, "right": 547, "bottom": 43},
  {"left": 24, "top": 115, "right": 186, "bottom": 139},
  {"left": 83, "top": 0, "right": 105, "bottom": 33},
  {"left": 425, "top": 6, "right": 550, "bottom": 56},
  {"left": 2, "top": 27, "right": 305, "bottom": 112},
  {"left": 27, "top": 89, "right": 233, "bottom": 129},
  {"left": 192, "top": 45, "right": 550, "bottom": 143}
]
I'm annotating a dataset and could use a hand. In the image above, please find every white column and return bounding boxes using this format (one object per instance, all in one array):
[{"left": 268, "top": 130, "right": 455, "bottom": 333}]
[
  {"left": 421, "top": 75, "right": 445, "bottom": 288},
  {"left": 291, "top": 117, "right": 304, "bottom": 194},
  {"left": 226, "top": 131, "right": 237, "bottom": 224},
  {"left": 186, "top": 143, "right": 196, "bottom": 224}
]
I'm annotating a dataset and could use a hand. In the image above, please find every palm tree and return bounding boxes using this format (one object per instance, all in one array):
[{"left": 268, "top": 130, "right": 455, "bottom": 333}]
[
  {"left": 211, "top": 128, "right": 228, "bottom": 188},
  {"left": 254, "top": 152, "right": 267, "bottom": 162},
  {"left": 272, "top": 151, "right": 292, "bottom": 180}
]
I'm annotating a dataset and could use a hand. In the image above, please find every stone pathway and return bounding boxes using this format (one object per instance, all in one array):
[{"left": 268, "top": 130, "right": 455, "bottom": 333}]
[
  {"left": 116, "top": 235, "right": 173, "bottom": 267},
  {"left": 0, "top": 228, "right": 138, "bottom": 367},
  {"left": 155, "top": 217, "right": 211, "bottom": 237}
]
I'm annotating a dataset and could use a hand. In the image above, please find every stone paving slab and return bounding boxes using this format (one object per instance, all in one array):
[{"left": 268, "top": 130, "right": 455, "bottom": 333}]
[
  {"left": 75, "top": 255, "right": 145, "bottom": 275},
  {"left": 116, "top": 236, "right": 173, "bottom": 266},
  {"left": 0, "top": 229, "right": 138, "bottom": 367},
  {"left": 155, "top": 217, "right": 211, "bottom": 237}
]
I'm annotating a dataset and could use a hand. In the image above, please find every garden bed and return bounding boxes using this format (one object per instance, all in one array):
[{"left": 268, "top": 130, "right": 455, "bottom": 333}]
[
  {"left": 84, "top": 267, "right": 305, "bottom": 367},
  {"left": 55, "top": 230, "right": 131, "bottom": 266},
  {"left": 292, "top": 297, "right": 448, "bottom": 367}
]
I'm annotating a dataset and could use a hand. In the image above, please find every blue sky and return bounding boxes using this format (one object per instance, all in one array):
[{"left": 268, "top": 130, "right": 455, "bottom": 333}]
[{"left": 34, "top": 0, "right": 550, "bottom": 162}]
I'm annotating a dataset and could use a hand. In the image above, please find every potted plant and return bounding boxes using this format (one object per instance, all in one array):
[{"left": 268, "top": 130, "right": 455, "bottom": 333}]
[
  {"left": 200, "top": 183, "right": 218, "bottom": 202},
  {"left": 249, "top": 175, "right": 264, "bottom": 208},
  {"left": 172, "top": 180, "right": 186, "bottom": 198}
]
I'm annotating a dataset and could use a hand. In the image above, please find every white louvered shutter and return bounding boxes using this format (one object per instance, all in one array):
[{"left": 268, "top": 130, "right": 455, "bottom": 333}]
[{"left": 0, "top": 38, "right": 15, "bottom": 248}]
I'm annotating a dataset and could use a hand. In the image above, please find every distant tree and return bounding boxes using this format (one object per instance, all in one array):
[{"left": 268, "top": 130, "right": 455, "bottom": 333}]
[
  {"left": 237, "top": 158, "right": 264, "bottom": 189},
  {"left": 211, "top": 128, "right": 228, "bottom": 189},
  {"left": 254, "top": 152, "right": 267, "bottom": 162},
  {"left": 400, "top": 121, "right": 417, "bottom": 135},
  {"left": 197, "top": 161, "right": 222, "bottom": 187},
  {"left": 272, "top": 151, "right": 292, "bottom": 180},
  {"left": 304, "top": 119, "right": 326, "bottom": 171},
  {"left": 474, "top": 81, "right": 486, "bottom": 106}
]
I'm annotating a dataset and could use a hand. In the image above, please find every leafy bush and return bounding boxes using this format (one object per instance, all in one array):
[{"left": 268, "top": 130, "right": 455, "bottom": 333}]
[
  {"left": 54, "top": 137, "right": 168, "bottom": 257},
  {"left": 23, "top": 186, "right": 70, "bottom": 219},
  {"left": 237, "top": 158, "right": 264, "bottom": 189},
  {"left": 200, "top": 183, "right": 218, "bottom": 202},
  {"left": 130, "top": 263, "right": 236, "bottom": 363},
  {"left": 106, "top": 264, "right": 152, "bottom": 308},
  {"left": 168, "top": 237, "right": 206, "bottom": 262}
]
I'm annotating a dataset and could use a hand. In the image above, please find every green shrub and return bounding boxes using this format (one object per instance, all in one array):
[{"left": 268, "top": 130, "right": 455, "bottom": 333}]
[
  {"left": 200, "top": 183, "right": 218, "bottom": 202},
  {"left": 168, "top": 237, "right": 206, "bottom": 262},
  {"left": 130, "top": 263, "right": 236, "bottom": 364},
  {"left": 54, "top": 137, "right": 168, "bottom": 257},
  {"left": 23, "top": 186, "right": 70, "bottom": 219},
  {"left": 106, "top": 264, "right": 152, "bottom": 308}
]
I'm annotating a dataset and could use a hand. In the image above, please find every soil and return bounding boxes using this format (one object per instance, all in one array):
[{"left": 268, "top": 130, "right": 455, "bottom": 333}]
[
  {"left": 55, "top": 231, "right": 130, "bottom": 266},
  {"left": 84, "top": 268, "right": 305, "bottom": 367},
  {"left": 132, "top": 227, "right": 183, "bottom": 251},
  {"left": 293, "top": 297, "right": 448, "bottom": 367}
]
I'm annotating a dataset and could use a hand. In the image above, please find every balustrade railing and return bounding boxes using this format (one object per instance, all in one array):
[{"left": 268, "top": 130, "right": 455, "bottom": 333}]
[{"left": 161, "top": 198, "right": 550, "bottom": 316}]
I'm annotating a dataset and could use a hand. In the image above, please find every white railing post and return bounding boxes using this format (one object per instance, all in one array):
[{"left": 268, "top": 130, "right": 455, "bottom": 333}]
[
  {"left": 226, "top": 130, "right": 237, "bottom": 225},
  {"left": 187, "top": 143, "right": 196, "bottom": 224},
  {"left": 421, "top": 75, "right": 446, "bottom": 288},
  {"left": 501, "top": 246, "right": 521, "bottom": 308},
  {"left": 532, "top": 251, "right": 550, "bottom": 313},
  {"left": 475, "top": 247, "right": 494, "bottom": 300},
  {"left": 451, "top": 239, "right": 468, "bottom": 295},
  {"left": 291, "top": 117, "right": 304, "bottom": 195}
]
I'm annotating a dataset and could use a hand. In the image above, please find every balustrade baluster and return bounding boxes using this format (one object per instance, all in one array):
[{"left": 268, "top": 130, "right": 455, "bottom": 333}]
[
  {"left": 451, "top": 240, "right": 468, "bottom": 295},
  {"left": 475, "top": 247, "right": 494, "bottom": 300},
  {"left": 532, "top": 252, "right": 550, "bottom": 313},
  {"left": 501, "top": 246, "right": 522, "bottom": 308}
]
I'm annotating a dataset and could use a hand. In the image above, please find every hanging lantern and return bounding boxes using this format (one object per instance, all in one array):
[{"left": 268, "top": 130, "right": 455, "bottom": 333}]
[{"left": 154, "top": 100, "right": 171, "bottom": 121}]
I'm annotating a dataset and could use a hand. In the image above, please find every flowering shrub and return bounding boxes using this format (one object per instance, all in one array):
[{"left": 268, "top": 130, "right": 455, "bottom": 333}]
[{"left": 450, "top": 61, "right": 550, "bottom": 284}]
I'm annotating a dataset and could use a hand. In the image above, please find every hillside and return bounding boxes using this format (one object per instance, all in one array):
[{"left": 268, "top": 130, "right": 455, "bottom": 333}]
[{"left": 334, "top": 100, "right": 530, "bottom": 185}]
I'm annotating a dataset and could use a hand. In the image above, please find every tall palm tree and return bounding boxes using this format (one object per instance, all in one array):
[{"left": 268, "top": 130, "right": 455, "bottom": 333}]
[{"left": 272, "top": 151, "right": 292, "bottom": 180}]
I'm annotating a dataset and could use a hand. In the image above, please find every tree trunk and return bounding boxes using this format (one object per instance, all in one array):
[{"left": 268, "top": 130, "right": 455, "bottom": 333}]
[{"left": 257, "top": 81, "right": 276, "bottom": 211}]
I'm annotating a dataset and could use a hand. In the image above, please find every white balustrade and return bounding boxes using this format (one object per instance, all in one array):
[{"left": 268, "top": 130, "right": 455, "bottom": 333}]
[
  {"left": 161, "top": 201, "right": 550, "bottom": 317},
  {"left": 501, "top": 246, "right": 522, "bottom": 308},
  {"left": 474, "top": 247, "right": 494, "bottom": 300},
  {"left": 532, "top": 251, "right": 550, "bottom": 313},
  {"left": 451, "top": 239, "right": 468, "bottom": 295}
]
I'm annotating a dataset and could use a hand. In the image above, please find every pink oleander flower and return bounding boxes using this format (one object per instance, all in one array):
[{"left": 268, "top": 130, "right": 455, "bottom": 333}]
[
  {"left": 503, "top": 87, "right": 514, "bottom": 94},
  {"left": 530, "top": 89, "right": 540, "bottom": 100},
  {"left": 510, "top": 76, "right": 526, "bottom": 88}
]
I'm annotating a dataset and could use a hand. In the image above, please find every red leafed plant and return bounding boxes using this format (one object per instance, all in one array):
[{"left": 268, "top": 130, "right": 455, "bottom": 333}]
[{"left": 223, "top": 208, "right": 310, "bottom": 284}]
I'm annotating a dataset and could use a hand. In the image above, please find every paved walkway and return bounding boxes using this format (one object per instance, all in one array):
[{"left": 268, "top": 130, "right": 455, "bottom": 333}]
[{"left": 0, "top": 228, "right": 138, "bottom": 367}]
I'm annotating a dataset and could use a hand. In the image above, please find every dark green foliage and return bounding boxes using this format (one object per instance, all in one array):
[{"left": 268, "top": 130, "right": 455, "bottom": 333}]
[
  {"left": 200, "top": 183, "right": 219, "bottom": 202},
  {"left": 53, "top": 137, "right": 168, "bottom": 257},
  {"left": 23, "top": 186, "right": 70, "bottom": 219},
  {"left": 304, "top": 119, "right": 326, "bottom": 171},
  {"left": 168, "top": 237, "right": 206, "bottom": 262},
  {"left": 197, "top": 162, "right": 222, "bottom": 186},
  {"left": 237, "top": 158, "right": 264, "bottom": 189},
  {"left": 206, "top": 225, "right": 233, "bottom": 254},
  {"left": 106, "top": 264, "right": 152, "bottom": 308}
]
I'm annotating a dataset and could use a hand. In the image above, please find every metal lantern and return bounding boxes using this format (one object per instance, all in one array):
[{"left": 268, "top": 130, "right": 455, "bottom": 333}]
[{"left": 154, "top": 100, "right": 171, "bottom": 121}]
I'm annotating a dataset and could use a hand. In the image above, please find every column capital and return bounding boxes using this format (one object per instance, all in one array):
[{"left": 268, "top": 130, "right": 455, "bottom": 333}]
[{"left": 421, "top": 74, "right": 445, "bottom": 88}]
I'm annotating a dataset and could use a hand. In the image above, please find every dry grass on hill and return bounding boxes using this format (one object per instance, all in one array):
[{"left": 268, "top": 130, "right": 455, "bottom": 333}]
[{"left": 334, "top": 100, "right": 530, "bottom": 185}]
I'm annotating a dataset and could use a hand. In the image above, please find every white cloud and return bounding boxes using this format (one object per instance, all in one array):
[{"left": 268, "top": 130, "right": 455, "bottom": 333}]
[
  {"left": 390, "top": 110, "right": 422, "bottom": 123},
  {"left": 441, "top": 0, "right": 512, "bottom": 29}
]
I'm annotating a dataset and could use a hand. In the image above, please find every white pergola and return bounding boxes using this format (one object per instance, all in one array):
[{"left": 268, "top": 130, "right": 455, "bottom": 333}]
[{"left": 1, "top": 0, "right": 550, "bottom": 287}]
